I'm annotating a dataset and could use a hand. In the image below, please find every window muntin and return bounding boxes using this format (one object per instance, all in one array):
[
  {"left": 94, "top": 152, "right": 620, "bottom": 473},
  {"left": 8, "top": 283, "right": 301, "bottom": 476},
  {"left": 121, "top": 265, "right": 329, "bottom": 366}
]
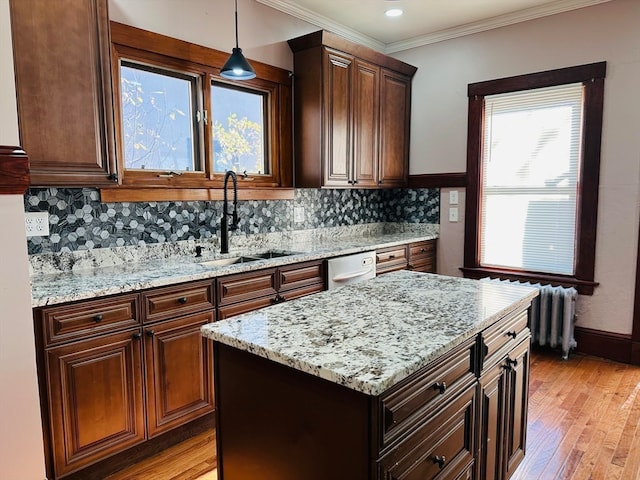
[
  {"left": 211, "top": 82, "right": 268, "bottom": 175},
  {"left": 480, "top": 84, "right": 584, "bottom": 275},
  {"left": 119, "top": 60, "right": 201, "bottom": 172}
]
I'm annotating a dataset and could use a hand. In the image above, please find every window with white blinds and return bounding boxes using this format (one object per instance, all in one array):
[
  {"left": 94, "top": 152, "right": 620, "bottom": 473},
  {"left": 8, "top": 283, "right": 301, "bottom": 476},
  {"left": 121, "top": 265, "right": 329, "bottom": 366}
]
[{"left": 480, "top": 83, "right": 584, "bottom": 275}]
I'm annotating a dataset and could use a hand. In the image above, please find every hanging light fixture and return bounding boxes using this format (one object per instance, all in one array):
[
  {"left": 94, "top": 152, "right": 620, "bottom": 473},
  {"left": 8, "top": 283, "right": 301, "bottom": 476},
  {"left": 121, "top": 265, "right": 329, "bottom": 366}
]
[{"left": 220, "top": 0, "right": 256, "bottom": 80}]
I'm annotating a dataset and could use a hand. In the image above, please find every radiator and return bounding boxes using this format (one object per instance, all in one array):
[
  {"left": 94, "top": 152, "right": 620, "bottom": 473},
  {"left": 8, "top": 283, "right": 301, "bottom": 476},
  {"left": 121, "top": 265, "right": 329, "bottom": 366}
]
[{"left": 481, "top": 278, "right": 578, "bottom": 359}]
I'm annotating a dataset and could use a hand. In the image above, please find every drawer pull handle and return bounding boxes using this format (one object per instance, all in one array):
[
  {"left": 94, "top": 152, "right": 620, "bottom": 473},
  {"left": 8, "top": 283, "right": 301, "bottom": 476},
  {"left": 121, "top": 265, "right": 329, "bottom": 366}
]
[
  {"left": 93, "top": 314, "right": 103, "bottom": 323},
  {"left": 132, "top": 332, "right": 142, "bottom": 340},
  {"left": 389, "top": 254, "right": 396, "bottom": 259},
  {"left": 178, "top": 297, "right": 188, "bottom": 304},
  {"left": 433, "top": 382, "right": 447, "bottom": 394},
  {"left": 146, "top": 330, "right": 155, "bottom": 337},
  {"left": 505, "top": 330, "right": 517, "bottom": 339},
  {"left": 506, "top": 357, "right": 518, "bottom": 367},
  {"left": 420, "top": 247, "right": 426, "bottom": 252},
  {"left": 432, "top": 455, "right": 446, "bottom": 469}
]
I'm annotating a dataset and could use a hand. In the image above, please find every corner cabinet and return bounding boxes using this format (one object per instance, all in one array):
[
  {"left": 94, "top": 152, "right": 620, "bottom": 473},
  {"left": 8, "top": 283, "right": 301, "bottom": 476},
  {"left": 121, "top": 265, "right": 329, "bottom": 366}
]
[
  {"left": 288, "top": 31, "right": 416, "bottom": 188},
  {"left": 9, "top": 0, "right": 117, "bottom": 186}
]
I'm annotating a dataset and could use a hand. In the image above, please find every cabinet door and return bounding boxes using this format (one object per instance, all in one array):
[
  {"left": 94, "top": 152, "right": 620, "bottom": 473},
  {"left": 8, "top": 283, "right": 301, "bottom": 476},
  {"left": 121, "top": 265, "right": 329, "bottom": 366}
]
[
  {"left": 478, "top": 360, "right": 506, "bottom": 480},
  {"left": 46, "top": 330, "right": 145, "bottom": 478},
  {"left": 504, "top": 340, "right": 530, "bottom": 479},
  {"left": 379, "top": 69, "right": 411, "bottom": 187},
  {"left": 352, "top": 59, "right": 379, "bottom": 187},
  {"left": 323, "top": 48, "right": 353, "bottom": 187},
  {"left": 10, "top": 0, "right": 117, "bottom": 186},
  {"left": 144, "top": 311, "right": 215, "bottom": 438}
]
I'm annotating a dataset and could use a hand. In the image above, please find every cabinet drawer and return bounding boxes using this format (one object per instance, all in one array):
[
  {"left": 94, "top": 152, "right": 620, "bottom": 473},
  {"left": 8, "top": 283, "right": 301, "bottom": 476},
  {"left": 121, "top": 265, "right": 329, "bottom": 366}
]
[
  {"left": 218, "top": 296, "right": 276, "bottom": 320},
  {"left": 481, "top": 309, "right": 528, "bottom": 369},
  {"left": 143, "top": 280, "right": 214, "bottom": 323},
  {"left": 278, "top": 260, "right": 325, "bottom": 292},
  {"left": 41, "top": 293, "right": 140, "bottom": 346},
  {"left": 409, "top": 240, "right": 436, "bottom": 259},
  {"left": 376, "top": 245, "right": 408, "bottom": 274},
  {"left": 408, "top": 258, "right": 436, "bottom": 274},
  {"left": 380, "top": 338, "right": 475, "bottom": 449},
  {"left": 378, "top": 385, "right": 476, "bottom": 480},
  {"left": 217, "top": 269, "right": 277, "bottom": 307}
]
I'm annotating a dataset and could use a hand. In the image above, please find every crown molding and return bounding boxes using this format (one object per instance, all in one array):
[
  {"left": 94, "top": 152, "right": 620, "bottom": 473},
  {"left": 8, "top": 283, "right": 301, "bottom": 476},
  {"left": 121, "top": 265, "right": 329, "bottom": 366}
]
[
  {"left": 386, "top": 0, "right": 612, "bottom": 53},
  {"left": 255, "top": 0, "right": 385, "bottom": 52},
  {"left": 257, "top": 0, "right": 612, "bottom": 54}
]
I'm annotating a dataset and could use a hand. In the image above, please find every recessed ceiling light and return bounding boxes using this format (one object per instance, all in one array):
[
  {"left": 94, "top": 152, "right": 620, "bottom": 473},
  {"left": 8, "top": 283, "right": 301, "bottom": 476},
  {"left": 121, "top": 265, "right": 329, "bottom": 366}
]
[{"left": 385, "top": 8, "right": 403, "bottom": 17}]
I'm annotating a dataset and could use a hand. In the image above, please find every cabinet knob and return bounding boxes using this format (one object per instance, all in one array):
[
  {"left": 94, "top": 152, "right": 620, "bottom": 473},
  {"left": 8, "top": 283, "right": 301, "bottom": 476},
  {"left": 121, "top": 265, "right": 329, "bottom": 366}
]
[
  {"left": 178, "top": 297, "right": 188, "bottom": 304},
  {"left": 146, "top": 330, "right": 155, "bottom": 337},
  {"left": 433, "top": 382, "right": 447, "bottom": 394},
  {"left": 506, "top": 357, "right": 518, "bottom": 368},
  {"left": 93, "top": 314, "right": 103, "bottom": 323},
  {"left": 132, "top": 332, "right": 142, "bottom": 340},
  {"left": 388, "top": 254, "right": 395, "bottom": 259},
  {"left": 432, "top": 455, "right": 446, "bottom": 469},
  {"left": 505, "top": 330, "right": 517, "bottom": 339},
  {"left": 420, "top": 247, "right": 426, "bottom": 253}
]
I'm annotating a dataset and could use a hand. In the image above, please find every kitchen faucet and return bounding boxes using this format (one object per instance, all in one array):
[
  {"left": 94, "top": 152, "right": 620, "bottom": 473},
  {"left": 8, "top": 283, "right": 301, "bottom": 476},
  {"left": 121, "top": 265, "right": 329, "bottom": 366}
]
[{"left": 220, "top": 170, "right": 239, "bottom": 254}]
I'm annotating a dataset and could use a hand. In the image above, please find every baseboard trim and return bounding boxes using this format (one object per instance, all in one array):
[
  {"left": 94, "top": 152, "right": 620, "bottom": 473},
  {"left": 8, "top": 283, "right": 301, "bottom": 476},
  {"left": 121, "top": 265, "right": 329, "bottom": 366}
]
[{"left": 574, "top": 326, "right": 632, "bottom": 364}]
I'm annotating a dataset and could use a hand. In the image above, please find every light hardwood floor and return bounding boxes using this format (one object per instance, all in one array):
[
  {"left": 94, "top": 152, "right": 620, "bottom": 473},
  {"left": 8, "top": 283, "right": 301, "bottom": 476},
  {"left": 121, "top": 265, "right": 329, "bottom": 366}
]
[{"left": 108, "top": 350, "right": 640, "bottom": 480}]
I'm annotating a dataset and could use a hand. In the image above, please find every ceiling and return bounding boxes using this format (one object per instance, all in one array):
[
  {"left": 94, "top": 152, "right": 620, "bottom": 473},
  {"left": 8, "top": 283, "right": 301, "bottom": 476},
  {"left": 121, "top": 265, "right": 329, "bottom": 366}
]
[{"left": 255, "top": 0, "right": 612, "bottom": 53}]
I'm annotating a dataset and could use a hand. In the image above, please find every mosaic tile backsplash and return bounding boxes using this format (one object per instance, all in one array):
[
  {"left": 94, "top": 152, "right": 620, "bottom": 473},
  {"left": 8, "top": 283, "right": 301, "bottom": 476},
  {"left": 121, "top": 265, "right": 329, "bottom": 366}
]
[{"left": 24, "top": 188, "right": 439, "bottom": 254}]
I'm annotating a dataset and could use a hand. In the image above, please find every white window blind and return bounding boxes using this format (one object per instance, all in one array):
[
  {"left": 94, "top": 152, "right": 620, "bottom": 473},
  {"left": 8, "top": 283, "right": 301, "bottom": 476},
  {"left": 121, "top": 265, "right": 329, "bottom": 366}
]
[{"left": 480, "top": 83, "right": 584, "bottom": 275}]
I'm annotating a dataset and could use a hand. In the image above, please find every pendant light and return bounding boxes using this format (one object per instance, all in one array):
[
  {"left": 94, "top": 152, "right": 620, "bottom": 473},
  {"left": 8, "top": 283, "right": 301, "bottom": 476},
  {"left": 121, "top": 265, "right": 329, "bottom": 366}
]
[{"left": 220, "top": 0, "right": 256, "bottom": 80}]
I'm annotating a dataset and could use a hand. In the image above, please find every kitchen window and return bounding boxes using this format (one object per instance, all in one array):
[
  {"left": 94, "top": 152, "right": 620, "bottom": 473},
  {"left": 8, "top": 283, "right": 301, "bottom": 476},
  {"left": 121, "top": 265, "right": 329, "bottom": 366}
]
[
  {"left": 108, "top": 22, "right": 293, "bottom": 199},
  {"left": 462, "top": 62, "right": 606, "bottom": 294}
]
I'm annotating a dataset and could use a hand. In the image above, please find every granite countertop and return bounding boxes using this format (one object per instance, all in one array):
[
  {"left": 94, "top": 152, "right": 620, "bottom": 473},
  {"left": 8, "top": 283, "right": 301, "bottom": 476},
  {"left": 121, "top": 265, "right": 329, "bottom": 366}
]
[
  {"left": 201, "top": 271, "right": 538, "bottom": 396},
  {"left": 30, "top": 228, "right": 437, "bottom": 307}
]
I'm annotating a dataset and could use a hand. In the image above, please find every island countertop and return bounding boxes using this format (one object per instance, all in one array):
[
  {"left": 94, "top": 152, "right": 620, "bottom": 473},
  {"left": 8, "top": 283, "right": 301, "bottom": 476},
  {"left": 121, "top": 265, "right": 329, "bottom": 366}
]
[{"left": 201, "top": 271, "right": 538, "bottom": 396}]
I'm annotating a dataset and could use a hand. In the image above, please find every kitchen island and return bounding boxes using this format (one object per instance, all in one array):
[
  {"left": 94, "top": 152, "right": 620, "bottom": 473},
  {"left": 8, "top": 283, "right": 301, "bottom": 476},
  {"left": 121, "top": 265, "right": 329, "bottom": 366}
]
[{"left": 201, "top": 271, "right": 539, "bottom": 480}]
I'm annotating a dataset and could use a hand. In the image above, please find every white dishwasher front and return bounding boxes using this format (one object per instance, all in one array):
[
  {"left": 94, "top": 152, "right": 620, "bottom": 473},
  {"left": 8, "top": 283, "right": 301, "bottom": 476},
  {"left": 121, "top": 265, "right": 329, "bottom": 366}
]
[{"left": 327, "top": 251, "right": 376, "bottom": 290}]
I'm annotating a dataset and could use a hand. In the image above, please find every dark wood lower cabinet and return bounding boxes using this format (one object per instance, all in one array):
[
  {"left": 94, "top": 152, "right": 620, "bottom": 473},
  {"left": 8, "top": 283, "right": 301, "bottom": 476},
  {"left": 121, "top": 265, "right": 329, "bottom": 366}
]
[
  {"left": 46, "top": 329, "right": 146, "bottom": 477},
  {"left": 144, "top": 312, "right": 215, "bottom": 438},
  {"left": 477, "top": 337, "right": 530, "bottom": 480}
]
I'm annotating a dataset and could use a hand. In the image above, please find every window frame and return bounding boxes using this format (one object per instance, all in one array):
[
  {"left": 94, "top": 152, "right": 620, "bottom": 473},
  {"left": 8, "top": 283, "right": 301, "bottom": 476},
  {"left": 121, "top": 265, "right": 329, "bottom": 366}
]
[
  {"left": 109, "top": 21, "right": 292, "bottom": 192},
  {"left": 462, "top": 62, "right": 606, "bottom": 295}
]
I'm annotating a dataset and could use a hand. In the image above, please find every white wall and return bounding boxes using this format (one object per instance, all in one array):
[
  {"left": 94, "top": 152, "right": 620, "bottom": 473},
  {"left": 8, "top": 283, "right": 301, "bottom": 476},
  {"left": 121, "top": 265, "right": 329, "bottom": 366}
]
[
  {"left": 394, "top": 0, "right": 640, "bottom": 335},
  {"left": 0, "top": 0, "right": 47, "bottom": 478},
  {"left": 108, "top": 0, "right": 316, "bottom": 70}
]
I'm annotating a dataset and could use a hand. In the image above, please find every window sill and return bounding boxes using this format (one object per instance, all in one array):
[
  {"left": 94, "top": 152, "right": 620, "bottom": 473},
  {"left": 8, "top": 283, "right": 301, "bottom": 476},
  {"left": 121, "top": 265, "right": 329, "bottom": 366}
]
[
  {"left": 99, "top": 187, "right": 295, "bottom": 203},
  {"left": 460, "top": 266, "right": 598, "bottom": 295}
]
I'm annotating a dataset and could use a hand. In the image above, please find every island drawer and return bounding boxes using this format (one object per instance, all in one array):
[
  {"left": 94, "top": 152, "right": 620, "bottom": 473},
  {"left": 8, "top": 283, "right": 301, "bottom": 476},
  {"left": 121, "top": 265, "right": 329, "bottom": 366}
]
[
  {"left": 217, "top": 268, "right": 277, "bottom": 307},
  {"left": 278, "top": 260, "right": 325, "bottom": 292},
  {"left": 379, "top": 337, "right": 476, "bottom": 449},
  {"left": 143, "top": 280, "right": 214, "bottom": 323},
  {"left": 480, "top": 309, "right": 529, "bottom": 369},
  {"left": 376, "top": 245, "right": 408, "bottom": 274},
  {"left": 40, "top": 293, "right": 140, "bottom": 346},
  {"left": 378, "top": 384, "right": 476, "bottom": 480}
]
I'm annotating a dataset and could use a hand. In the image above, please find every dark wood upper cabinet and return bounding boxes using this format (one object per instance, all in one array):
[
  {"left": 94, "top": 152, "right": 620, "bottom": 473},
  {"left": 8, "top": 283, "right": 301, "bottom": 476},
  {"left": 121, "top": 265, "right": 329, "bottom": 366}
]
[
  {"left": 288, "top": 31, "right": 416, "bottom": 189},
  {"left": 9, "top": 0, "right": 117, "bottom": 187}
]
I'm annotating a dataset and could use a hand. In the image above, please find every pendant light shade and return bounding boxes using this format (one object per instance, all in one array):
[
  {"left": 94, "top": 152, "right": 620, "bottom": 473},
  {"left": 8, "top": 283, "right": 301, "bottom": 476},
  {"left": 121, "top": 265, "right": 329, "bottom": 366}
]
[{"left": 220, "top": 0, "right": 256, "bottom": 80}]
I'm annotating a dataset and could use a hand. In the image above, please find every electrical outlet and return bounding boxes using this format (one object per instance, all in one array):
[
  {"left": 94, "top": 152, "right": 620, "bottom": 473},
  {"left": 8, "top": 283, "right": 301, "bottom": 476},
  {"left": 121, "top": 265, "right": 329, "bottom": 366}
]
[
  {"left": 449, "top": 207, "right": 459, "bottom": 222},
  {"left": 293, "top": 206, "right": 305, "bottom": 224},
  {"left": 449, "top": 190, "right": 459, "bottom": 205},
  {"left": 25, "top": 211, "right": 50, "bottom": 237}
]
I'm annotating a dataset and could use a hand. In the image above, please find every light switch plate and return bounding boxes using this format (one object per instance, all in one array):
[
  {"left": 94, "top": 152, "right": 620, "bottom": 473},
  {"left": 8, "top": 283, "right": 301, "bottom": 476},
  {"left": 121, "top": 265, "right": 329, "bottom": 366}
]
[
  {"left": 449, "top": 190, "right": 459, "bottom": 205},
  {"left": 449, "top": 207, "right": 459, "bottom": 222},
  {"left": 293, "top": 206, "right": 305, "bottom": 223},
  {"left": 25, "top": 211, "right": 49, "bottom": 237}
]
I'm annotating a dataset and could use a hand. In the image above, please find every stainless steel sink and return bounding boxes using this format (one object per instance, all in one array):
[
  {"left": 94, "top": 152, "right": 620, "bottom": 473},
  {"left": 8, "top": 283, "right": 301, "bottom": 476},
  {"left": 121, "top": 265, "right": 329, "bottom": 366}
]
[
  {"left": 249, "top": 250, "right": 298, "bottom": 260},
  {"left": 198, "top": 250, "right": 298, "bottom": 268},
  {"left": 198, "top": 256, "right": 260, "bottom": 268}
]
